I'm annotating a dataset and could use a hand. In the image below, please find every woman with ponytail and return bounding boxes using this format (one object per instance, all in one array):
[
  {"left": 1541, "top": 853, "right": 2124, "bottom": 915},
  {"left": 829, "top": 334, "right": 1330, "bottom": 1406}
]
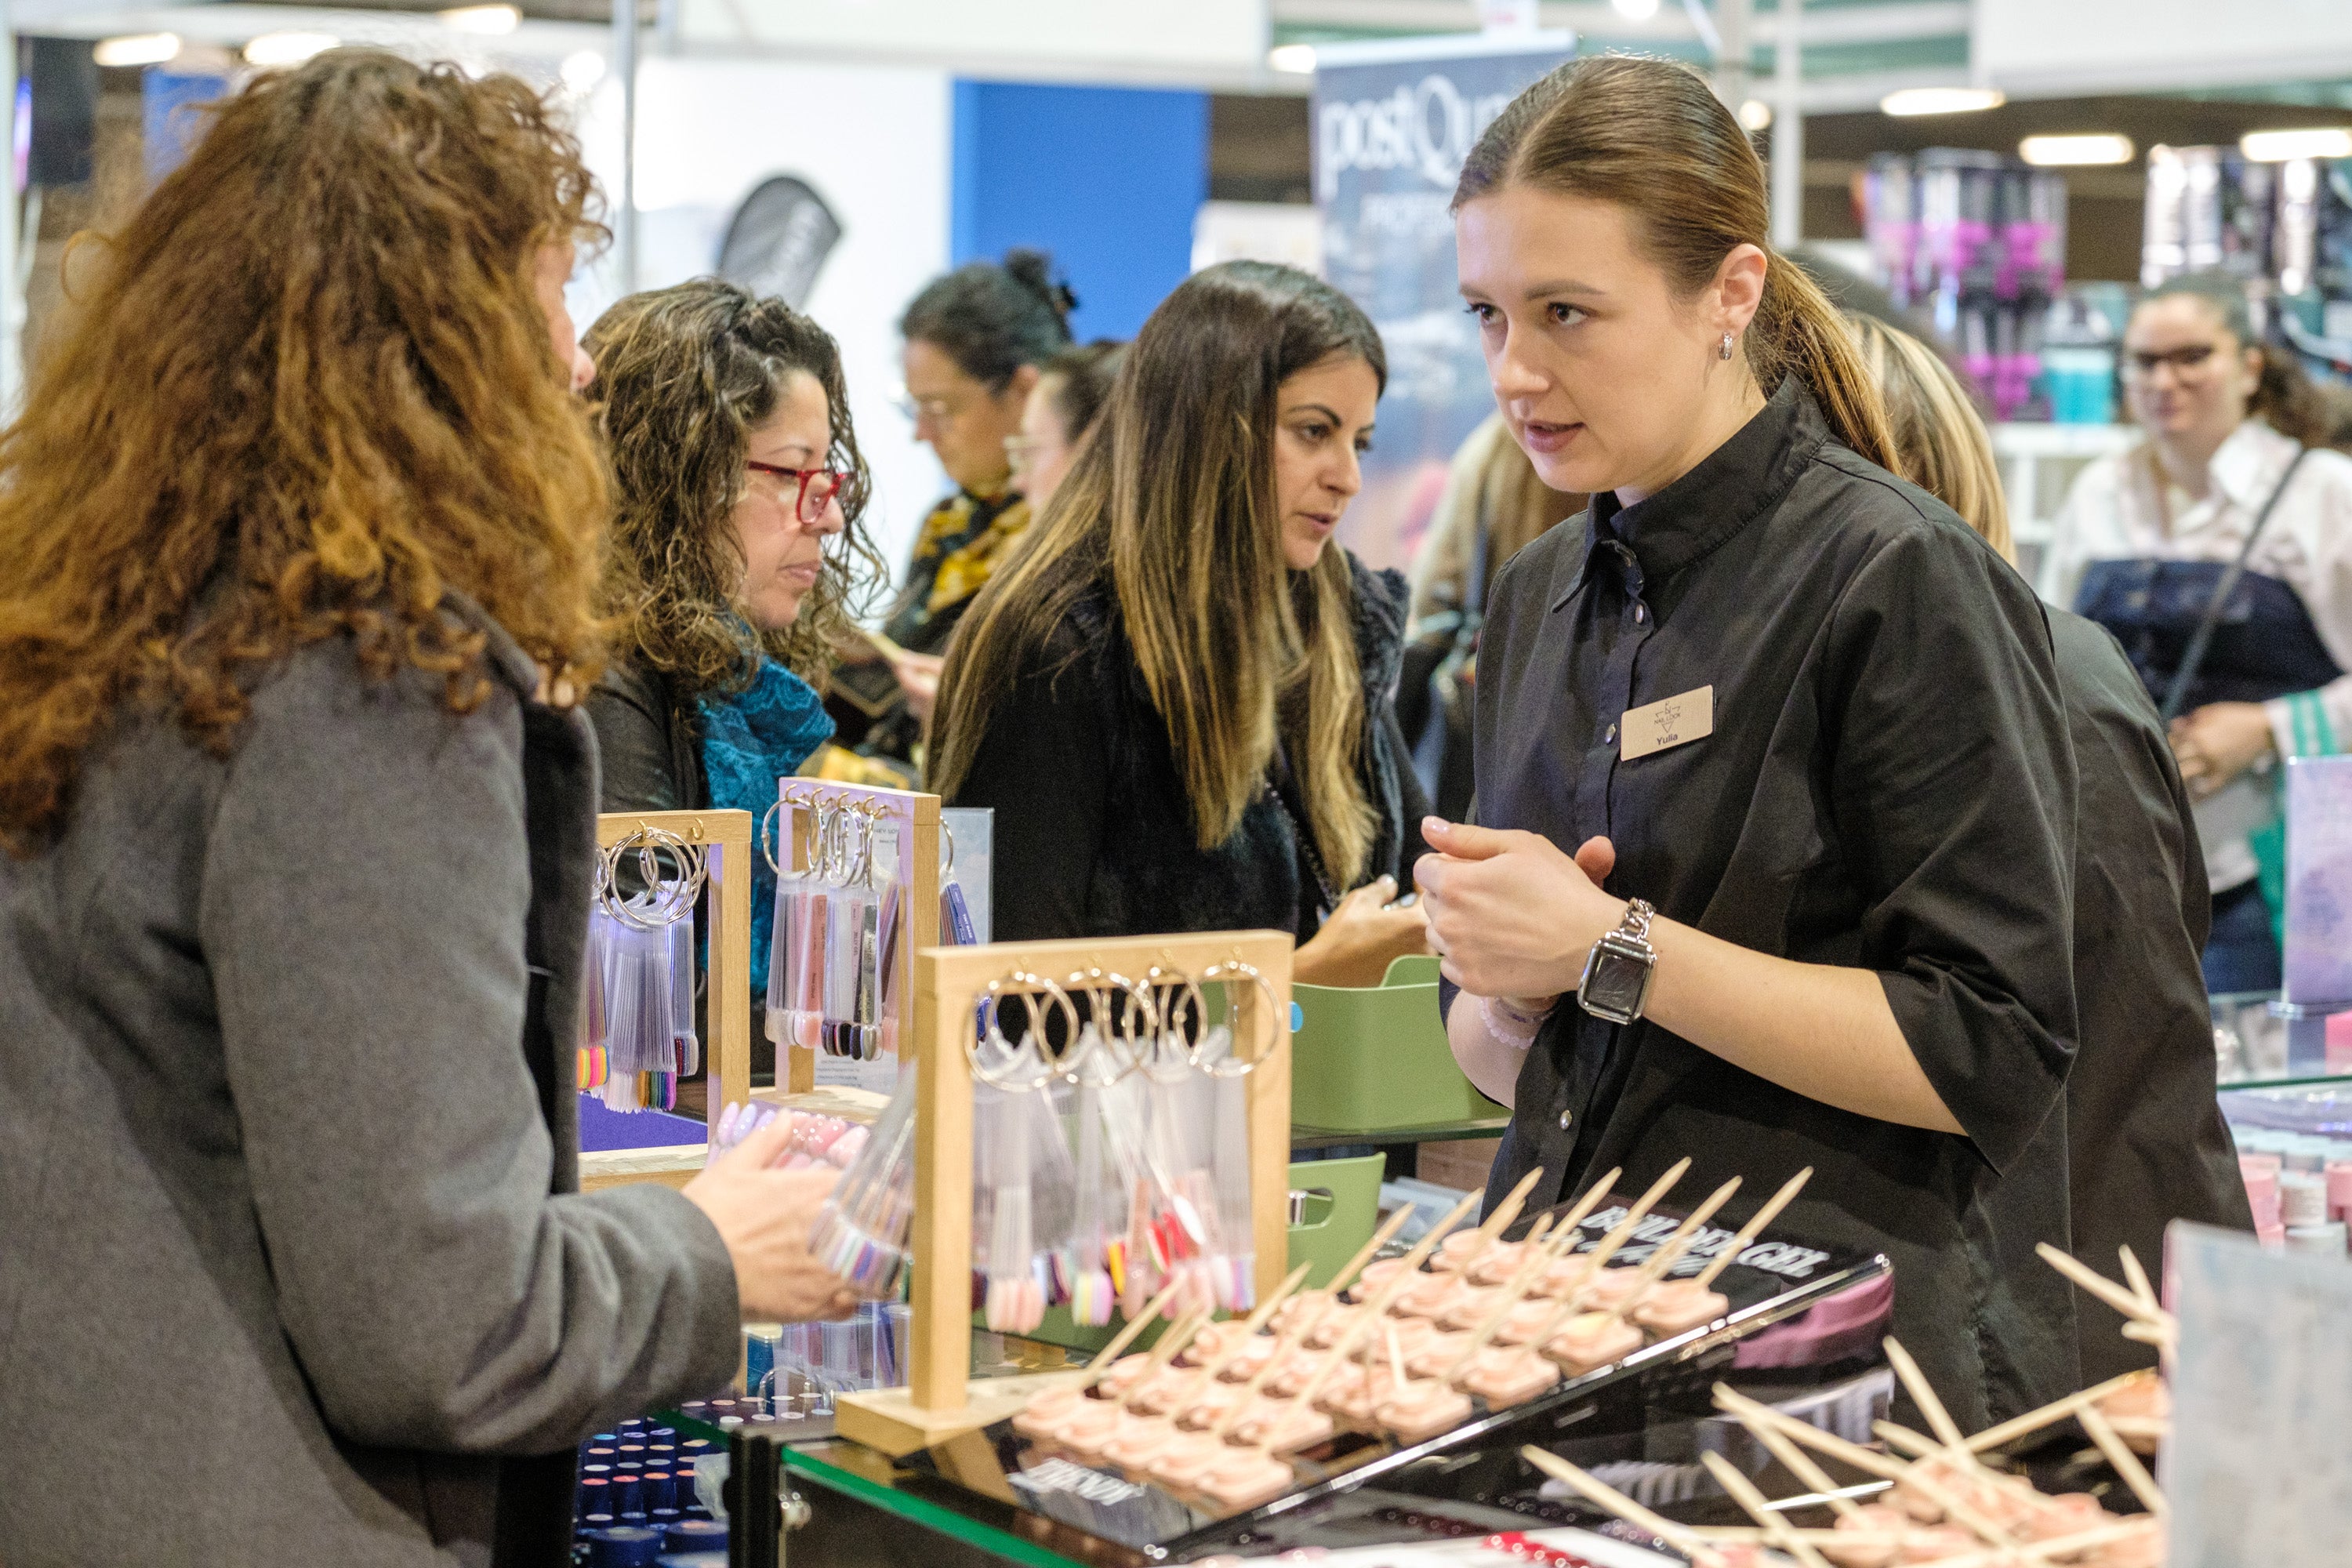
[{"left": 1414, "top": 56, "right": 2082, "bottom": 1425}]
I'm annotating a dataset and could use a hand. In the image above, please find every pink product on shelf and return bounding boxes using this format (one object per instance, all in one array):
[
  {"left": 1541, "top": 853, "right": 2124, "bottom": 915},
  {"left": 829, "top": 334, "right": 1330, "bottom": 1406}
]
[
  {"left": 2329, "top": 1012, "right": 2352, "bottom": 1076},
  {"left": 2328, "top": 1160, "right": 2352, "bottom": 1222}
]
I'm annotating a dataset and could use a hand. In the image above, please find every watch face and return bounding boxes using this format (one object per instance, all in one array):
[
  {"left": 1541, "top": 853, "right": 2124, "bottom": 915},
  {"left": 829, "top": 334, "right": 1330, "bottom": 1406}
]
[
  {"left": 1590, "top": 959, "right": 1646, "bottom": 1020},
  {"left": 1581, "top": 937, "right": 1655, "bottom": 1022}
]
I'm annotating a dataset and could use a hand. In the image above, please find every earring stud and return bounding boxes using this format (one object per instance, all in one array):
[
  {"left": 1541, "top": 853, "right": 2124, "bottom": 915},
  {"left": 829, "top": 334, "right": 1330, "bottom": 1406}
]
[{"left": 1719, "top": 332, "right": 1736, "bottom": 361}]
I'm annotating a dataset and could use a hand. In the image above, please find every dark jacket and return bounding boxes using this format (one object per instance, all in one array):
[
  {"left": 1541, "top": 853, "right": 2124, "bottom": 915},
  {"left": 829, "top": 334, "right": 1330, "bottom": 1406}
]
[
  {"left": 2049, "top": 608, "right": 2252, "bottom": 1381},
  {"left": 588, "top": 655, "right": 707, "bottom": 815},
  {"left": 947, "top": 551, "right": 1428, "bottom": 942},
  {"left": 0, "top": 597, "right": 740, "bottom": 1568},
  {"left": 1472, "top": 383, "right": 2082, "bottom": 1428}
]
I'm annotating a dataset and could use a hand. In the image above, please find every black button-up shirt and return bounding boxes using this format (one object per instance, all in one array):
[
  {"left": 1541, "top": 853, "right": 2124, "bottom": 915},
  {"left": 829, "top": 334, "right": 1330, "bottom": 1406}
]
[{"left": 1471, "top": 382, "right": 2082, "bottom": 1426}]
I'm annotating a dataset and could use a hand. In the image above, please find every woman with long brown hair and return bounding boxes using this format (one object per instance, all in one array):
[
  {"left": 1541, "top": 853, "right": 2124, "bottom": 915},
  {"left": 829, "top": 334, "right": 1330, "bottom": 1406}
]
[
  {"left": 1414, "top": 55, "right": 2082, "bottom": 1425},
  {"left": 928, "top": 261, "right": 1428, "bottom": 985},
  {"left": 0, "top": 53, "right": 848, "bottom": 1565}
]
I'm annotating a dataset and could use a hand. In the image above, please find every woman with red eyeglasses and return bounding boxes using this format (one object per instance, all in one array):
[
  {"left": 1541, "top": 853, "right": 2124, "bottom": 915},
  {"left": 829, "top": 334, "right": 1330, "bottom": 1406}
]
[{"left": 584, "top": 279, "right": 887, "bottom": 1073}]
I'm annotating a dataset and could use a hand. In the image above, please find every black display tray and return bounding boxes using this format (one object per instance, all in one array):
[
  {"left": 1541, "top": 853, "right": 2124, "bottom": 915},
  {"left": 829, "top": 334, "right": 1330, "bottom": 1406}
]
[{"left": 897, "top": 1192, "right": 1896, "bottom": 1561}]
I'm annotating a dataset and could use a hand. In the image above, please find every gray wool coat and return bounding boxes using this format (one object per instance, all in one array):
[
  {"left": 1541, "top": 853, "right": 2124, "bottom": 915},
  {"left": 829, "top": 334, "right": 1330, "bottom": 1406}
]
[{"left": 0, "top": 596, "right": 742, "bottom": 1566}]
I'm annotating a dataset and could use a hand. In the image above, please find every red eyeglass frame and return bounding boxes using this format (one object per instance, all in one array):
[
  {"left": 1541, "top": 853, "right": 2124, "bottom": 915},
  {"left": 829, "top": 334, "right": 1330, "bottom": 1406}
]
[{"left": 745, "top": 461, "right": 844, "bottom": 524}]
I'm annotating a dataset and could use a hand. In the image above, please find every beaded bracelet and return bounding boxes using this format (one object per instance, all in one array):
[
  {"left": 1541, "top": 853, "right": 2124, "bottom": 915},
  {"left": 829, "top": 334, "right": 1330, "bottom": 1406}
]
[{"left": 1479, "top": 993, "right": 1555, "bottom": 1051}]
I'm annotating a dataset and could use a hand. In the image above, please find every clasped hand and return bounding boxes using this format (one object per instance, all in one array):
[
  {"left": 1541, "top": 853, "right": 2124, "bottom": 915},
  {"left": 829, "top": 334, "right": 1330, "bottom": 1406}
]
[{"left": 1411, "top": 817, "right": 1624, "bottom": 1007}]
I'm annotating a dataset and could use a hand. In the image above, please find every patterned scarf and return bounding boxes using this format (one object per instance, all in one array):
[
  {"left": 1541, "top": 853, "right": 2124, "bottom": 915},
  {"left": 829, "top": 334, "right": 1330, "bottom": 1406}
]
[{"left": 698, "top": 657, "right": 835, "bottom": 993}]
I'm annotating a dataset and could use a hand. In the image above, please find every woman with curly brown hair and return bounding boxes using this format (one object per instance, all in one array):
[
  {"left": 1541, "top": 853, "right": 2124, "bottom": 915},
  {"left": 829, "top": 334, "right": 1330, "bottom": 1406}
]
[
  {"left": 583, "top": 278, "right": 884, "bottom": 1062},
  {"left": 0, "top": 52, "right": 850, "bottom": 1566}
]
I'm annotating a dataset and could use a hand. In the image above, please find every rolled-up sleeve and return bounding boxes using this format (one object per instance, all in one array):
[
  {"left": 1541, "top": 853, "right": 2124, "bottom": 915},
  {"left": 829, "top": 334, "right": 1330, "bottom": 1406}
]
[
  {"left": 1828, "top": 524, "right": 2079, "bottom": 1173},
  {"left": 200, "top": 656, "right": 741, "bottom": 1454}
]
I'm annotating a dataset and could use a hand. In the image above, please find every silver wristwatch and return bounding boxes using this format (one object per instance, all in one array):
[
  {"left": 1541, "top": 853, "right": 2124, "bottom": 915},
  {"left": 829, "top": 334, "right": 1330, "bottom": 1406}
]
[{"left": 1576, "top": 898, "right": 1658, "bottom": 1025}]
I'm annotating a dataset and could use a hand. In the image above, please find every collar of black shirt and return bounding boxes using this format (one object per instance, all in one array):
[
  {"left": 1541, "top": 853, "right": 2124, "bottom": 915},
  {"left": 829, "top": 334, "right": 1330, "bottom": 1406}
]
[{"left": 1553, "top": 377, "right": 1828, "bottom": 610}]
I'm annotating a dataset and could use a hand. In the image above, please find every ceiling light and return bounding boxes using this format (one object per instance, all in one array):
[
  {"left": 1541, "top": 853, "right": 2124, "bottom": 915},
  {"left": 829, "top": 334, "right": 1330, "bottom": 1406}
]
[
  {"left": 1738, "top": 99, "right": 1773, "bottom": 132},
  {"left": 561, "top": 50, "right": 607, "bottom": 93},
  {"left": 1611, "top": 0, "right": 1662, "bottom": 18},
  {"left": 1880, "top": 86, "right": 2006, "bottom": 117},
  {"left": 2019, "top": 133, "right": 2134, "bottom": 167},
  {"left": 244, "top": 31, "right": 339, "bottom": 67},
  {"left": 2240, "top": 127, "right": 2352, "bottom": 163},
  {"left": 1269, "top": 44, "right": 1317, "bottom": 74},
  {"left": 94, "top": 32, "right": 182, "bottom": 68},
  {"left": 441, "top": 4, "right": 521, "bottom": 34}
]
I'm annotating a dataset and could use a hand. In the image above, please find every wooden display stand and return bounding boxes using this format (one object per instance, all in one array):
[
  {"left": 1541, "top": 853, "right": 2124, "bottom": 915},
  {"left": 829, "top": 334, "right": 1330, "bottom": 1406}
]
[
  {"left": 763, "top": 779, "right": 940, "bottom": 1097},
  {"left": 836, "top": 928, "right": 1294, "bottom": 1457},
  {"left": 581, "top": 811, "right": 753, "bottom": 1189}
]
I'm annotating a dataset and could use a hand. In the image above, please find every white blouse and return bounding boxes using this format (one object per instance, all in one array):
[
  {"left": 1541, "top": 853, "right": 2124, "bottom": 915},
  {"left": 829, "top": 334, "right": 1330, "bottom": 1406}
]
[{"left": 2049, "top": 419, "right": 2352, "bottom": 892}]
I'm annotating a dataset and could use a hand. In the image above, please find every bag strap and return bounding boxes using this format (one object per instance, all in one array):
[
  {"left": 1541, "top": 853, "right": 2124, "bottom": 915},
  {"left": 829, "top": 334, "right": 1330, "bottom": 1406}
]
[{"left": 2158, "top": 445, "right": 2311, "bottom": 722}]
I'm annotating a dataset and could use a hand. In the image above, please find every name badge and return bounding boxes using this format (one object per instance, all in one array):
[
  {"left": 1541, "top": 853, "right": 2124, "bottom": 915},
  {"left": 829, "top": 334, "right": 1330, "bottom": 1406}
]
[{"left": 1619, "top": 685, "right": 1713, "bottom": 761}]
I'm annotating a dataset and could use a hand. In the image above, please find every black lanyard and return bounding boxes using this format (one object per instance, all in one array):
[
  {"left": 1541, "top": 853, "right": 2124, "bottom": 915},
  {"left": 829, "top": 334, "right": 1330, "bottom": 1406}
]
[{"left": 2157, "top": 445, "right": 2310, "bottom": 722}]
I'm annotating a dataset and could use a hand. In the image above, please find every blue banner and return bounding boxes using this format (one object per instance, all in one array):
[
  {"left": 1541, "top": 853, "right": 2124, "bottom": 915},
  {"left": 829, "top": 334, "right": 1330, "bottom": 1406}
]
[{"left": 1312, "top": 35, "right": 1573, "bottom": 576}]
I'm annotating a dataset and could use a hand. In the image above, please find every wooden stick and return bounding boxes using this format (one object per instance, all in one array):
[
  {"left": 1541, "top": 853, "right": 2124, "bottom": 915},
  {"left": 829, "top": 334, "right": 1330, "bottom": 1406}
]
[
  {"left": 2077, "top": 1404, "right": 2167, "bottom": 1519},
  {"left": 1383, "top": 1322, "right": 1410, "bottom": 1395},
  {"left": 1216, "top": 1302, "right": 1323, "bottom": 1443},
  {"left": 1962, "top": 1368, "right": 2158, "bottom": 1454},
  {"left": 1439, "top": 1202, "right": 1594, "bottom": 1381},
  {"left": 1161, "top": 1264, "right": 1314, "bottom": 1407},
  {"left": 1688, "top": 1519, "right": 2160, "bottom": 1567},
  {"left": 1575, "top": 1158, "right": 1693, "bottom": 1278},
  {"left": 2117, "top": 1244, "right": 2157, "bottom": 1313},
  {"left": 1692, "top": 1167, "right": 1815, "bottom": 1290},
  {"left": 1436, "top": 1165, "right": 1621, "bottom": 1378},
  {"left": 1733, "top": 1406, "right": 1864, "bottom": 1519},
  {"left": 1468, "top": 1166, "right": 1551, "bottom": 1251},
  {"left": 1280, "top": 1185, "right": 1494, "bottom": 1420},
  {"left": 1111, "top": 1308, "right": 1214, "bottom": 1413},
  {"left": 1872, "top": 1422, "right": 2050, "bottom": 1523},
  {"left": 1882, "top": 1337, "right": 1970, "bottom": 1454},
  {"left": 1700, "top": 1450, "right": 1835, "bottom": 1568},
  {"left": 1629, "top": 1176, "right": 1743, "bottom": 1289},
  {"left": 1080, "top": 1277, "right": 1192, "bottom": 1385},
  {"left": 1711, "top": 1385, "right": 2012, "bottom": 1546},
  {"left": 1327, "top": 1200, "right": 1418, "bottom": 1297},
  {"left": 1926, "top": 1518, "right": 2161, "bottom": 1568},
  {"left": 2036, "top": 1243, "right": 2176, "bottom": 1333},
  {"left": 1519, "top": 1446, "right": 1730, "bottom": 1568}
]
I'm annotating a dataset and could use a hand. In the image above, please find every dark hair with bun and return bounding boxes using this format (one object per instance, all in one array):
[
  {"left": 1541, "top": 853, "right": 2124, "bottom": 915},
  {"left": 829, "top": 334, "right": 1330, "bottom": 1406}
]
[
  {"left": 1040, "top": 339, "right": 1126, "bottom": 445},
  {"left": 898, "top": 248, "right": 1076, "bottom": 390}
]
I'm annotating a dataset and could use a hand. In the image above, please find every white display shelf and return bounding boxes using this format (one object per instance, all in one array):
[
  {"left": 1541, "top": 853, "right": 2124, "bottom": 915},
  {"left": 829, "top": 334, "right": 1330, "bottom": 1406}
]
[{"left": 1991, "top": 422, "right": 2137, "bottom": 602}]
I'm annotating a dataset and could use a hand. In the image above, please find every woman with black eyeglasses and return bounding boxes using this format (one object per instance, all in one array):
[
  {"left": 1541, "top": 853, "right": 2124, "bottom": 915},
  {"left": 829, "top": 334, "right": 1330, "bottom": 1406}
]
[
  {"left": 826, "top": 250, "right": 1076, "bottom": 771},
  {"left": 583, "top": 279, "right": 887, "bottom": 1073},
  {"left": 2052, "top": 271, "right": 2352, "bottom": 992}
]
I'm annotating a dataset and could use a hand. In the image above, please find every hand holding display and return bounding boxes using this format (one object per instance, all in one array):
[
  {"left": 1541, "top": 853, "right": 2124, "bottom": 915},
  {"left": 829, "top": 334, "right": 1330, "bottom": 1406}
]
[
  {"left": 683, "top": 1115, "right": 860, "bottom": 1323},
  {"left": 1294, "top": 874, "right": 1431, "bottom": 988}
]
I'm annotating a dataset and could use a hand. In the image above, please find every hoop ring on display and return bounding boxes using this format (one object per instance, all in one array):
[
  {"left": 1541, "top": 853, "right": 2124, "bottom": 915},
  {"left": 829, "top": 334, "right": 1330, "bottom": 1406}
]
[
  {"left": 1196, "top": 958, "right": 1279, "bottom": 1078},
  {"left": 1060, "top": 966, "right": 1154, "bottom": 1084},
  {"left": 597, "top": 822, "right": 705, "bottom": 928},
  {"left": 1140, "top": 963, "right": 1210, "bottom": 1082},
  {"left": 940, "top": 820, "right": 955, "bottom": 879},
  {"left": 760, "top": 784, "right": 815, "bottom": 877},
  {"left": 967, "top": 971, "right": 1081, "bottom": 1089}
]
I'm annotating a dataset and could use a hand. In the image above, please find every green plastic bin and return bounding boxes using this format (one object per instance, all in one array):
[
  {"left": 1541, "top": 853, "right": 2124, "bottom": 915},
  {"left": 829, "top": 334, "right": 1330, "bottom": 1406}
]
[
  {"left": 1284, "top": 1152, "right": 1385, "bottom": 1289},
  {"left": 1290, "top": 955, "right": 1504, "bottom": 1134}
]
